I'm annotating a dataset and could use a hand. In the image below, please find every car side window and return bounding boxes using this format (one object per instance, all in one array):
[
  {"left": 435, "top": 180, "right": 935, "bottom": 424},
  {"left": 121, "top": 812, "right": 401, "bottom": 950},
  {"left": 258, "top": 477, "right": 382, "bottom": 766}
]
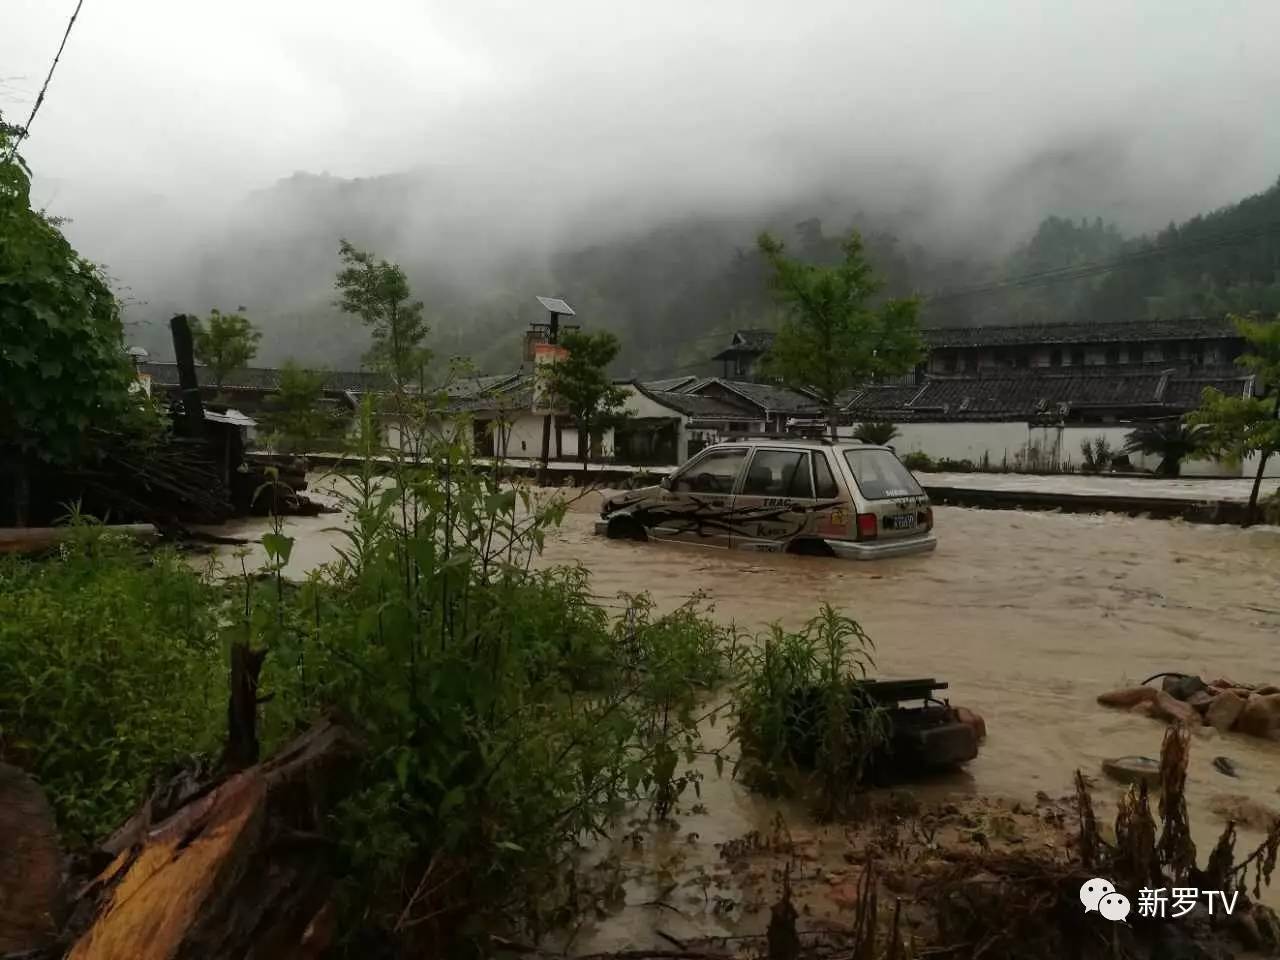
[
  {"left": 671, "top": 448, "right": 747, "bottom": 494},
  {"left": 742, "top": 450, "right": 808, "bottom": 497},
  {"left": 812, "top": 452, "right": 839, "bottom": 498}
]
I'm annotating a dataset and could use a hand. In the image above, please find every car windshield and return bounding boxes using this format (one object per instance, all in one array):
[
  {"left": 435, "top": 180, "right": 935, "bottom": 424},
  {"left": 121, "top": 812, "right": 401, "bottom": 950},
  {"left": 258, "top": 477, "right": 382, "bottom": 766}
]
[{"left": 843, "top": 448, "right": 923, "bottom": 500}]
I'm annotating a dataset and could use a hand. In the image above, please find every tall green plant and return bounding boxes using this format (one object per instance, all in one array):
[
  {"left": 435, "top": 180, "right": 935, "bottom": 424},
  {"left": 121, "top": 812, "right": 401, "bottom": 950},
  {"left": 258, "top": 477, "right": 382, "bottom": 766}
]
[
  {"left": 758, "top": 229, "right": 922, "bottom": 439},
  {"left": 246, "top": 398, "right": 731, "bottom": 943},
  {"left": 732, "top": 604, "right": 887, "bottom": 818}
]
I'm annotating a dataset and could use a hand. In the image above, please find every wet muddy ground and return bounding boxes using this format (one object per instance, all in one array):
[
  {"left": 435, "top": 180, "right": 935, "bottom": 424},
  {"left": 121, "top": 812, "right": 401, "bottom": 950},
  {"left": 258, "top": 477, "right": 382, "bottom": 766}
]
[{"left": 208, "top": 484, "right": 1280, "bottom": 951}]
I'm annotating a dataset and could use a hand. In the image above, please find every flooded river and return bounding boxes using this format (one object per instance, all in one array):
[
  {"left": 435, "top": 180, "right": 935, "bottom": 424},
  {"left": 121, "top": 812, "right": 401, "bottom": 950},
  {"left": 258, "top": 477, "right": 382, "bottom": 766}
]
[{"left": 211, "top": 487, "right": 1280, "bottom": 948}]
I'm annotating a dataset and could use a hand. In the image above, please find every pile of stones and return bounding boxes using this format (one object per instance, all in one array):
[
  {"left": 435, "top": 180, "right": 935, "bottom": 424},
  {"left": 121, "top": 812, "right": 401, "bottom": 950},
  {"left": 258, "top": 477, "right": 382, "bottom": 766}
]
[{"left": 1098, "top": 674, "right": 1280, "bottom": 739}]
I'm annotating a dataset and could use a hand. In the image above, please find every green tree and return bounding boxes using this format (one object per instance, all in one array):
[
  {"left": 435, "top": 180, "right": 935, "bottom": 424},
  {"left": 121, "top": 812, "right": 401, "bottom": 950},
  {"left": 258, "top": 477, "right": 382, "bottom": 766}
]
[
  {"left": 1123, "top": 419, "right": 1205, "bottom": 477},
  {"left": 1186, "top": 314, "right": 1280, "bottom": 523},
  {"left": 757, "top": 230, "right": 922, "bottom": 439},
  {"left": 190, "top": 308, "right": 260, "bottom": 391},
  {"left": 261, "top": 362, "right": 339, "bottom": 455},
  {"left": 544, "top": 330, "right": 629, "bottom": 478},
  {"left": 0, "top": 119, "right": 133, "bottom": 523},
  {"left": 334, "top": 239, "right": 429, "bottom": 386}
]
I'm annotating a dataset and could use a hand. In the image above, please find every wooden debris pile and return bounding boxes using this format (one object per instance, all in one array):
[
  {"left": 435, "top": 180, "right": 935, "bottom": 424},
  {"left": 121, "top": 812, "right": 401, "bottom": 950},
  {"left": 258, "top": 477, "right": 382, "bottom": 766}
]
[{"left": 0, "top": 721, "right": 361, "bottom": 960}]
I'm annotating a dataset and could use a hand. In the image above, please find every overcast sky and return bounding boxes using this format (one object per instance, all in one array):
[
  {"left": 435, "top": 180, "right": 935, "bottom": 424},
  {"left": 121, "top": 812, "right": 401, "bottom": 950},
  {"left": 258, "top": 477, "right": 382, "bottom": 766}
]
[{"left": 5, "top": 1, "right": 1280, "bottom": 244}]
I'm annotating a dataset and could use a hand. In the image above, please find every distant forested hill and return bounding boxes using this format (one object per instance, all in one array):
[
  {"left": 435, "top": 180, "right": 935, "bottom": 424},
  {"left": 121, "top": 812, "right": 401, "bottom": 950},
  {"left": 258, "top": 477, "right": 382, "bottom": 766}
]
[{"left": 940, "top": 178, "right": 1280, "bottom": 331}]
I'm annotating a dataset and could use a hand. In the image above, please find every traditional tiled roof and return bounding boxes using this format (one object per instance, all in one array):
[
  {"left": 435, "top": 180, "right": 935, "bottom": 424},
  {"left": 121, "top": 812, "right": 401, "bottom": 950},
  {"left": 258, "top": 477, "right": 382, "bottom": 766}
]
[
  {"left": 642, "top": 375, "right": 699, "bottom": 392},
  {"left": 639, "top": 389, "right": 759, "bottom": 420},
  {"left": 1157, "top": 374, "right": 1255, "bottom": 408},
  {"left": 710, "top": 329, "right": 776, "bottom": 360},
  {"left": 839, "top": 383, "right": 927, "bottom": 411},
  {"left": 440, "top": 372, "right": 532, "bottom": 412},
  {"left": 922, "top": 317, "right": 1240, "bottom": 349},
  {"left": 843, "top": 368, "right": 1256, "bottom": 422},
  {"left": 139, "top": 362, "right": 390, "bottom": 394},
  {"left": 690, "top": 378, "right": 821, "bottom": 415}
]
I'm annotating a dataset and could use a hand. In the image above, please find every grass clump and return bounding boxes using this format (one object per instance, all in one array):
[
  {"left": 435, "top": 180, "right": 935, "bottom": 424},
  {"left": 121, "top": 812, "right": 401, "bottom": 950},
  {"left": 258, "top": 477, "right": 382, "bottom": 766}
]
[{"left": 733, "top": 603, "right": 889, "bottom": 818}]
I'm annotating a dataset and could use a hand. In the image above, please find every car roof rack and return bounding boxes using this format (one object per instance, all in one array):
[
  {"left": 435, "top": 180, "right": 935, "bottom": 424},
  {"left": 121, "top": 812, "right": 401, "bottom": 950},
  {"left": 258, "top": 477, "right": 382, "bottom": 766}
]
[{"left": 719, "top": 432, "right": 846, "bottom": 444}]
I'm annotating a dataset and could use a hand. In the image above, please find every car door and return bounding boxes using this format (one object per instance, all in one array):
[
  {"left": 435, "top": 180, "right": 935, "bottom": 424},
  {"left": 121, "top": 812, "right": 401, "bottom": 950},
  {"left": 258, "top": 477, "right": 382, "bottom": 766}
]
[
  {"left": 729, "top": 448, "right": 817, "bottom": 551},
  {"left": 649, "top": 446, "right": 748, "bottom": 547}
]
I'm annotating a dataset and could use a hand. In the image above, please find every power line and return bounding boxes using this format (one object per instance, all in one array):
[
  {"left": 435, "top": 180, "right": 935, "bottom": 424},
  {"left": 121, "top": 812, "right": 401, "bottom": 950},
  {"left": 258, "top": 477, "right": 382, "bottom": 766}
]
[{"left": 4, "top": 0, "right": 86, "bottom": 164}]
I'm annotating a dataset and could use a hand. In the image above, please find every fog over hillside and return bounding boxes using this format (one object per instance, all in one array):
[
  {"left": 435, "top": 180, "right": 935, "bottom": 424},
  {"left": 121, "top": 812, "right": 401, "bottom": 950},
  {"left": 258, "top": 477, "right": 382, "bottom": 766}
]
[{"left": 6, "top": 1, "right": 1280, "bottom": 373}]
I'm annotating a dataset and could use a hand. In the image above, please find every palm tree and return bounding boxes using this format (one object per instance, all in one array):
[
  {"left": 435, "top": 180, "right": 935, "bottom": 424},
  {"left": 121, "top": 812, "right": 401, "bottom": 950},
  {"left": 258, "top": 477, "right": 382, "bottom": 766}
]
[
  {"left": 853, "top": 421, "right": 900, "bottom": 445},
  {"left": 1123, "top": 419, "right": 1205, "bottom": 477}
]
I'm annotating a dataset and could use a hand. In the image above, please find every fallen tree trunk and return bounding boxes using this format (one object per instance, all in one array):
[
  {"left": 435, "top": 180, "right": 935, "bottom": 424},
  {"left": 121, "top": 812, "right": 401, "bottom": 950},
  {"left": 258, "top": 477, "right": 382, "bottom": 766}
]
[
  {"left": 0, "top": 524, "right": 159, "bottom": 555},
  {"left": 66, "top": 720, "right": 360, "bottom": 960}
]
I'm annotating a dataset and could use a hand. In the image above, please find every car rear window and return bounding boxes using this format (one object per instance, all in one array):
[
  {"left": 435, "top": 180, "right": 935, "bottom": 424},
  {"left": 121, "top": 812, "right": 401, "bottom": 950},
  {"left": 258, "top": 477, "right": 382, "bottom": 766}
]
[{"left": 842, "top": 448, "right": 923, "bottom": 500}]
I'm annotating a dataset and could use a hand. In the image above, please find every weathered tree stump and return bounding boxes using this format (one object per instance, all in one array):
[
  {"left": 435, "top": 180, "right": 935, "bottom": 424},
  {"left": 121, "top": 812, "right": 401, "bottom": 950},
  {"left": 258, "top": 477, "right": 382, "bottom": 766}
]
[{"left": 67, "top": 720, "right": 360, "bottom": 960}]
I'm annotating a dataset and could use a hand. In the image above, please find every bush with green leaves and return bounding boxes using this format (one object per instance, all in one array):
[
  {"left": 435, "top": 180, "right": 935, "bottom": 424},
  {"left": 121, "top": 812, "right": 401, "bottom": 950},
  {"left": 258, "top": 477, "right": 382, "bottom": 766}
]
[
  {"left": 0, "top": 527, "right": 225, "bottom": 845},
  {"left": 900, "top": 451, "right": 935, "bottom": 471}
]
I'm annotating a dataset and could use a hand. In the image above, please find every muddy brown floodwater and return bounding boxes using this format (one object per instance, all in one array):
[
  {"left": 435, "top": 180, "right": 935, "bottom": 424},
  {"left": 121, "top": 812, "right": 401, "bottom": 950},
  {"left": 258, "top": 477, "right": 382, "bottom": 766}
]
[{"left": 211, "top": 486, "right": 1280, "bottom": 951}]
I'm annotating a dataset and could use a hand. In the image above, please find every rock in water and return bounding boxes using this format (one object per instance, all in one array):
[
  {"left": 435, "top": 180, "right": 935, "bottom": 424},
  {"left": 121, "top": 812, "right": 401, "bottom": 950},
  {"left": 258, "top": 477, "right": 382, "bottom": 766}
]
[
  {"left": 1186, "top": 690, "right": 1214, "bottom": 712},
  {"left": 1097, "top": 686, "right": 1158, "bottom": 708},
  {"left": 1212, "top": 756, "right": 1240, "bottom": 778},
  {"left": 1102, "top": 756, "right": 1161, "bottom": 786},
  {"left": 0, "top": 763, "right": 63, "bottom": 954},
  {"left": 1152, "top": 690, "right": 1200, "bottom": 726},
  {"left": 1162, "top": 675, "right": 1208, "bottom": 701},
  {"left": 1234, "top": 693, "right": 1280, "bottom": 739},
  {"left": 1206, "top": 691, "right": 1247, "bottom": 732}
]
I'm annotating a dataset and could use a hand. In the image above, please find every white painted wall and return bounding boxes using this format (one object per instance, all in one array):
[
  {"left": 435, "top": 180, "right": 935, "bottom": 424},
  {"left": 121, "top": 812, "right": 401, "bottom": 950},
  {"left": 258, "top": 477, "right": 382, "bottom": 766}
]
[
  {"left": 840, "top": 421, "right": 1029, "bottom": 468},
  {"left": 1242, "top": 451, "right": 1280, "bottom": 480},
  {"left": 836, "top": 419, "right": 1255, "bottom": 478}
]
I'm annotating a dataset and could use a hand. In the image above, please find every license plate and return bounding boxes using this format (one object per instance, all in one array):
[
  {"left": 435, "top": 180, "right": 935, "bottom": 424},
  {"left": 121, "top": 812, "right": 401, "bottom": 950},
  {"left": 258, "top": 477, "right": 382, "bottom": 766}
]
[{"left": 888, "top": 514, "right": 915, "bottom": 530}]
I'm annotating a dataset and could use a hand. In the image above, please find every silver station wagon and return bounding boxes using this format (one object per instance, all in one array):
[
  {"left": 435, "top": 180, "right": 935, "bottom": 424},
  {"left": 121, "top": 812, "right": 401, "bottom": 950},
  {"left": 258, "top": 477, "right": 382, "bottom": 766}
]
[{"left": 599, "top": 436, "right": 937, "bottom": 560}]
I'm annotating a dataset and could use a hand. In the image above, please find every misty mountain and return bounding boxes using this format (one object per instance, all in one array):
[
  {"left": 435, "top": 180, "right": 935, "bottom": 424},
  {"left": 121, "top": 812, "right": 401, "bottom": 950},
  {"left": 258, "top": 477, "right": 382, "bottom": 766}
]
[{"left": 105, "top": 169, "right": 1280, "bottom": 379}]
